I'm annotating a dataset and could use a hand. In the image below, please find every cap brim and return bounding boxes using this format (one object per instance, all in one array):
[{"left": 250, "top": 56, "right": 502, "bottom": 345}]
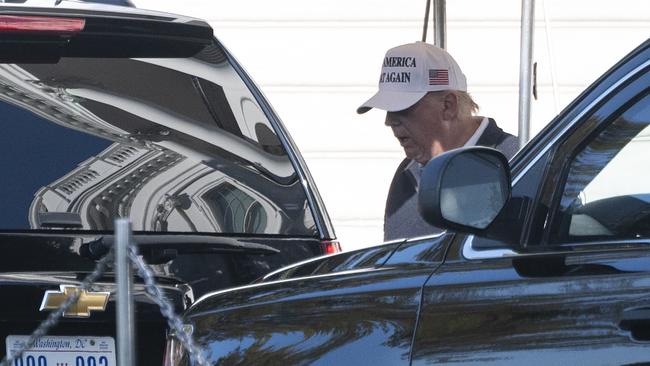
[{"left": 356, "top": 90, "right": 426, "bottom": 114}]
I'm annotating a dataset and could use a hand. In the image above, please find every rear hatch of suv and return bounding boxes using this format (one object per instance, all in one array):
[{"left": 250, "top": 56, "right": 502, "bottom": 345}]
[{"left": 0, "top": 3, "right": 337, "bottom": 365}]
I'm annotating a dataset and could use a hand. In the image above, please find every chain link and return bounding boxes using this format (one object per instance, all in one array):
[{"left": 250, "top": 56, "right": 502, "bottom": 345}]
[
  {"left": 0, "top": 249, "right": 115, "bottom": 366},
  {"left": 128, "top": 245, "right": 210, "bottom": 366}
]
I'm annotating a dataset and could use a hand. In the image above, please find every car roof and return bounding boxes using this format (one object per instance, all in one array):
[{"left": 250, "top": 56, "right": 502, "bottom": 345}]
[{"left": 0, "top": 0, "right": 206, "bottom": 25}]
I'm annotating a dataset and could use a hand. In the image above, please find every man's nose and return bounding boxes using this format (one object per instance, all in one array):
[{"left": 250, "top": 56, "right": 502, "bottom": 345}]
[{"left": 385, "top": 114, "right": 401, "bottom": 127}]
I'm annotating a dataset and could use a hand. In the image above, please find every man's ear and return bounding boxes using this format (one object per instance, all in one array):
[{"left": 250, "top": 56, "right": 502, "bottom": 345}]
[{"left": 442, "top": 92, "right": 459, "bottom": 121}]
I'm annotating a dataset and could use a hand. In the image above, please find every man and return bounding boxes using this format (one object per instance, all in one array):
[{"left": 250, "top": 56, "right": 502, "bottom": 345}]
[{"left": 357, "top": 42, "right": 519, "bottom": 241}]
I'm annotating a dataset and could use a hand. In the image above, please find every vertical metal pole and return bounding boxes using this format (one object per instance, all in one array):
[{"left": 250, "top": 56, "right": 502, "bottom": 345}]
[
  {"left": 518, "top": 0, "right": 535, "bottom": 147},
  {"left": 421, "top": 0, "right": 432, "bottom": 42},
  {"left": 115, "top": 218, "right": 135, "bottom": 366},
  {"left": 433, "top": 0, "right": 446, "bottom": 49}
]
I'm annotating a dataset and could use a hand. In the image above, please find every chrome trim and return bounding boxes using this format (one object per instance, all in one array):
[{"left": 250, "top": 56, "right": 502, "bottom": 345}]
[
  {"left": 464, "top": 60, "right": 650, "bottom": 260},
  {"left": 463, "top": 237, "right": 650, "bottom": 261},
  {"left": 462, "top": 236, "right": 517, "bottom": 259}
]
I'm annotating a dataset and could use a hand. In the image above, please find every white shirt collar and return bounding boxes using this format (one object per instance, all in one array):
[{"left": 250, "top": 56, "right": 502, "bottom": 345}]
[{"left": 463, "top": 117, "right": 489, "bottom": 147}]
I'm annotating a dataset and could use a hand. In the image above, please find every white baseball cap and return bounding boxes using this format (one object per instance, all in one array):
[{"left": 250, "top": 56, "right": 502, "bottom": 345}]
[{"left": 357, "top": 41, "right": 467, "bottom": 114}]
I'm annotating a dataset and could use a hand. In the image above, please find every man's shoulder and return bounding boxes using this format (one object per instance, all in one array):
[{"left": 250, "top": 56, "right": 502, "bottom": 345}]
[{"left": 478, "top": 118, "right": 519, "bottom": 159}]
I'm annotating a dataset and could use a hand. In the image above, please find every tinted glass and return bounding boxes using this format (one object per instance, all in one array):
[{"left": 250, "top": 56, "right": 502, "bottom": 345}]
[
  {"left": 554, "top": 93, "right": 650, "bottom": 242},
  {"left": 0, "top": 44, "right": 316, "bottom": 236}
]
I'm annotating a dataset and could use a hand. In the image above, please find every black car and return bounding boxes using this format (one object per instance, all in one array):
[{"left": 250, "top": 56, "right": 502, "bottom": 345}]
[
  {"left": 180, "top": 39, "right": 650, "bottom": 365},
  {"left": 0, "top": 3, "right": 340, "bottom": 365}
]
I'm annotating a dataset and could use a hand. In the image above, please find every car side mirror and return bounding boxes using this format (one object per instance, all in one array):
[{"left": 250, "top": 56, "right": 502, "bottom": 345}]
[{"left": 418, "top": 147, "right": 512, "bottom": 234}]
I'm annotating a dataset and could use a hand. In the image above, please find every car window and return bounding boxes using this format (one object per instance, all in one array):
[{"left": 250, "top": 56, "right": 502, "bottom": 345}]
[
  {"left": 552, "top": 92, "right": 650, "bottom": 243},
  {"left": 0, "top": 44, "right": 317, "bottom": 236}
]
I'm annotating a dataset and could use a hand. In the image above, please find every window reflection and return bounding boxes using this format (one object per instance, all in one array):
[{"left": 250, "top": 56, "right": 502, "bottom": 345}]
[
  {"left": 203, "top": 183, "right": 268, "bottom": 233},
  {"left": 555, "top": 94, "right": 650, "bottom": 242},
  {"left": 0, "top": 49, "right": 316, "bottom": 236}
]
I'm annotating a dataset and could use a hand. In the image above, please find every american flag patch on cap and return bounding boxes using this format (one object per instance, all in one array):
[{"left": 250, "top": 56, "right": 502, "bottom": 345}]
[{"left": 429, "top": 69, "right": 449, "bottom": 85}]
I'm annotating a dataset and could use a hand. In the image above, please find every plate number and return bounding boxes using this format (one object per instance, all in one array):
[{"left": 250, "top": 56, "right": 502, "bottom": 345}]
[
  {"left": 13, "top": 356, "right": 46, "bottom": 366},
  {"left": 12, "top": 355, "right": 110, "bottom": 366}
]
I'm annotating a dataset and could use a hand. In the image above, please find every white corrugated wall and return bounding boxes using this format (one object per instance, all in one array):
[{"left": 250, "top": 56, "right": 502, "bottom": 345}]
[{"left": 133, "top": 0, "right": 650, "bottom": 250}]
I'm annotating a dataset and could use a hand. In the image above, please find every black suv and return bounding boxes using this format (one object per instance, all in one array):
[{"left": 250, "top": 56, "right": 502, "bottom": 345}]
[
  {"left": 180, "top": 39, "right": 650, "bottom": 364},
  {"left": 0, "top": 3, "right": 338, "bottom": 365}
]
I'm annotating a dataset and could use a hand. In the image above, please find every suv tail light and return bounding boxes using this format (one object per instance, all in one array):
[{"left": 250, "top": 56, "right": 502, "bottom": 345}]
[
  {"left": 320, "top": 240, "right": 342, "bottom": 255},
  {"left": 0, "top": 16, "right": 85, "bottom": 33}
]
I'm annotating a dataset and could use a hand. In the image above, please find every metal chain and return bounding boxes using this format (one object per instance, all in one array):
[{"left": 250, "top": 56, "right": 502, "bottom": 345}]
[
  {"left": 0, "top": 249, "right": 115, "bottom": 366},
  {"left": 128, "top": 245, "right": 210, "bottom": 366}
]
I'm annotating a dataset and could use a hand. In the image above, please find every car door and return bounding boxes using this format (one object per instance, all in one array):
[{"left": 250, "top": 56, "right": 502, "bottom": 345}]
[{"left": 411, "top": 42, "right": 650, "bottom": 365}]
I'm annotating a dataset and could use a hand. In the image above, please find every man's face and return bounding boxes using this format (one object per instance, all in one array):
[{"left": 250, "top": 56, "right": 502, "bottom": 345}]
[{"left": 384, "top": 93, "right": 444, "bottom": 164}]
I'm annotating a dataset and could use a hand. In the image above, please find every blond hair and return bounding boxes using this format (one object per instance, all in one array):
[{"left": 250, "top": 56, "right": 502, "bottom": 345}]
[
  {"left": 453, "top": 90, "right": 479, "bottom": 117},
  {"left": 426, "top": 90, "right": 479, "bottom": 118}
]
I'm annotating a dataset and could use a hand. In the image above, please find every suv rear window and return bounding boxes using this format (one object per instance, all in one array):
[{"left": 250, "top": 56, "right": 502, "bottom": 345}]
[{"left": 0, "top": 44, "right": 317, "bottom": 236}]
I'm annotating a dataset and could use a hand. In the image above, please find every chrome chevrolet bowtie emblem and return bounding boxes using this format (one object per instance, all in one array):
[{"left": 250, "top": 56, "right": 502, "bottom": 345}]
[{"left": 40, "top": 285, "right": 110, "bottom": 318}]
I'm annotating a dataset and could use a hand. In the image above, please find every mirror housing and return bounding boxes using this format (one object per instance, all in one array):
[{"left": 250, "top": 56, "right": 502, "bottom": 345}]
[{"left": 418, "top": 147, "right": 512, "bottom": 236}]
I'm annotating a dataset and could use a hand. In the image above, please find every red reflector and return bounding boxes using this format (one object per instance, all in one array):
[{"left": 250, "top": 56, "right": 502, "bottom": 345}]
[
  {"left": 321, "top": 240, "right": 342, "bottom": 255},
  {"left": 0, "top": 16, "right": 85, "bottom": 33}
]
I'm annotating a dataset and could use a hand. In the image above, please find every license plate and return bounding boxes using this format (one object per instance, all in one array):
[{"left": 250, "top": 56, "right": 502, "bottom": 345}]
[{"left": 5, "top": 335, "right": 116, "bottom": 366}]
